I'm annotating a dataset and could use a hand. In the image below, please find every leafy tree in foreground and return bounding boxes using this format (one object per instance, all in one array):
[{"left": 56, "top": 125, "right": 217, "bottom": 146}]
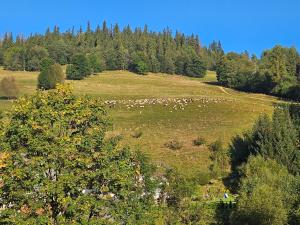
[
  {"left": 37, "top": 63, "right": 64, "bottom": 90},
  {"left": 231, "top": 156, "right": 298, "bottom": 225},
  {"left": 0, "top": 85, "right": 159, "bottom": 224},
  {"left": 0, "top": 76, "right": 19, "bottom": 99}
]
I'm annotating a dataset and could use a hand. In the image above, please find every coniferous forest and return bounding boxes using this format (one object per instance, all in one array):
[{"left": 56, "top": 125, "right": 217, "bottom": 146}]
[
  {"left": 1, "top": 22, "right": 300, "bottom": 100},
  {"left": 0, "top": 22, "right": 213, "bottom": 78}
]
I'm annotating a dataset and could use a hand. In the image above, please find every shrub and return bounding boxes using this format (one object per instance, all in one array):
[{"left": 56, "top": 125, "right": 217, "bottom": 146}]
[
  {"left": 209, "top": 139, "right": 223, "bottom": 152},
  {"left": 165, "top": 140, "right": 183, "bottom": 150},
  {"left": 209, "top": 140, "right": 230, "bottom": 178},
  {"left": 132, "top": 130, "right": 143, "bottom": 138},
  {"left": 194, "top": 171, "right": 212, "bottom": 185},
  {"left": 0, "top": 76, "right": 19, "bottom": 99},
  {"left": 37, "top": 63, "right": 64, "bottom": 90},
  {"left": 193, "top": 137, "right": 206, "bottom": 146}
]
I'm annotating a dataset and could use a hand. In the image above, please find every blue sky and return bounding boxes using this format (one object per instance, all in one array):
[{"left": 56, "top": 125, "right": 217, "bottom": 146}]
[{"left": 0, "top": 0, "right": 299, "bottom": 55}]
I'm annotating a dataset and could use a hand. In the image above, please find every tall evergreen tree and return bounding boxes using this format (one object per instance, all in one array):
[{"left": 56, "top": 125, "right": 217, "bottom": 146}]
[{"left": 66, "top": 54, "right": 91, "bottom": 80}]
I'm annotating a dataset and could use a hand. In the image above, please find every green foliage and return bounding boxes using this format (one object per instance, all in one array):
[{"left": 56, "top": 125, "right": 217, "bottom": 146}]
[
  {"left": 129, "top": 52, "right": 149, "bottom": 75},
  {"left": 193, "top": 136, "right": 206, "bottom": 146},
  {"left": 87, "top": 53, "right": 105, "bottom": 74},
  {"left": 230, "top": 107, "right": 300, "bottom": 174},
  {"left": 66, "top": 54, "right": 91, "bottom": 80},
  {"left": 162, "top": 169, "right": 196, "bottom": 208},
  {"left": 260, "top": 46, "right": 299, "bottom": 95},
  {"left": 37, "top": 63, "right": 64, "bottom": 90},
  {"left": 175, "top": 50, "right": 207, "bottom": 77},
  {"left": 194, "top": 171, "right": 212, "bottom": 185},
  {"left": 0, "top": 23, "right": 211, "bottom": 81},
  {"left": 0, "top": 76, "right": 19, "bottom": 99},
  {"left": 209, "top": 140, "right": 230, "bottom": 178},
  {"left": 231, "top": 156, "right": 298, "bottom": 225},
  {"left": 3, "top": 46, "right": 26, "bottom": 71},
  {"left": 39, "top": 57, "right": 55, "bottom": 72},
  {"left": 46, "top": 39, "right": 73, "bottom": 65},
  {"left": 216, "top": 45, "right": 300, "bottom": 99},
  {"left": 185, "top": 56, "right": 207, "bottom": 77},
  {"left": 25, "top": 46, "right": 49, "bottom": 71},
  {"left": 0, "top": 85, "right": 159, "bottom": 224},
  {"left": 216, "top": 52, "right": 256, "bottom": 89}
]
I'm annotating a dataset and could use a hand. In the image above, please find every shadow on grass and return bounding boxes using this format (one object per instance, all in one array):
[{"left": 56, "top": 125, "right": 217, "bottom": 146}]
[
  {"left": 203, "top": 81, "right": 221, "bottom": 86},
  {"left": 0, "top": 96, "right": 17, "bottom": 100}
]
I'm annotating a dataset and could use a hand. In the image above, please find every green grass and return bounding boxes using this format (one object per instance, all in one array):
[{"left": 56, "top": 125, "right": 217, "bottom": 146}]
[{"left": 0, "top": 68, "right": 280, "bottom": 177}]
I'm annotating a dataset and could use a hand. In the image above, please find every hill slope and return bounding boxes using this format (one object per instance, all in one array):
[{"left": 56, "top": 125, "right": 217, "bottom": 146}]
[{"left": 0, "top": 69, "right": 279, "bottom": 176}]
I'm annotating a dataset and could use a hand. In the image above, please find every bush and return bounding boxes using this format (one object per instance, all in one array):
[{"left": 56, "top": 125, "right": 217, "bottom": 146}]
[
  {"left": 193, "top": 137, "right": 206, "bottom": 146},
  {"left": 165, "top": 140, "right": 183, "bottom": 150},
  {"left": 37, "top": 63, "right": 64, "bottom": 90},
  {"left": 230, "top": 156, "right": 296, "bottom": 225},
  {"left": 194, "top": 171, "right": 212, "bottom": 185},
  {"left": 0, "top": 76, "right": 19, "bottom": 99},
  {"left": 209, "top": 140, "right": 230, "bottom": 178},
  {"left": 132, "top": 130, "right": 143, "bottom": 138}
]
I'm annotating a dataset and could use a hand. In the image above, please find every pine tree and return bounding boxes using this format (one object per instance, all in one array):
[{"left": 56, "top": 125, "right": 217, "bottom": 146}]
[{"left": 185, "top": 56, "right": 206, "bottom": 77}]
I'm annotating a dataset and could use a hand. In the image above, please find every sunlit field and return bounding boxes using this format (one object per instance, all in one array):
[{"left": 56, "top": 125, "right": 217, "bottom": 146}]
[{"left": 0, "top": 68, "right": 279, "bottom": 176}]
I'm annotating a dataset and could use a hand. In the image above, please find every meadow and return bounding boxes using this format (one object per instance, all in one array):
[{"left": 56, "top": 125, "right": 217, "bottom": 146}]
[{"left": 0, "top": 68, "right": 279, "bottom": 177}]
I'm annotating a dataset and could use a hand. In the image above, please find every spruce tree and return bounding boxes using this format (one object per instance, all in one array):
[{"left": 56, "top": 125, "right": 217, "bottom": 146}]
[{"left": 66, "top": 54, "right": 91, "bottom": 80}]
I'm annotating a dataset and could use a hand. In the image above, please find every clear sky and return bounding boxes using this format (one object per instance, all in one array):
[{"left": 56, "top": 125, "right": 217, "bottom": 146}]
[{"left": 0, "top": 0, "right": 299, "bottom": 56}]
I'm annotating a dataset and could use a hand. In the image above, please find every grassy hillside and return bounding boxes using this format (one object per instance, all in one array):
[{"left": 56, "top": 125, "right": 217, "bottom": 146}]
[{"left": 0, "top": 69, "right": 279, "bottom": 176}]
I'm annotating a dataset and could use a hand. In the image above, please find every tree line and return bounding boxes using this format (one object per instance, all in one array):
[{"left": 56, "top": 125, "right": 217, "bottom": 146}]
[
  {"left": 216, "top": 46, "right": 300, "bottom": 100},
  {"left": 0, "top": 22, "right": 225, "bottom": 78}
]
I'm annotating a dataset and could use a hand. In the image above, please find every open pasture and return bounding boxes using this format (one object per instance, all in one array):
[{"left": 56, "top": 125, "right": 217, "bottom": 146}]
[{"left": 0, "top": 69, "right": 279, "bottom": 176}]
